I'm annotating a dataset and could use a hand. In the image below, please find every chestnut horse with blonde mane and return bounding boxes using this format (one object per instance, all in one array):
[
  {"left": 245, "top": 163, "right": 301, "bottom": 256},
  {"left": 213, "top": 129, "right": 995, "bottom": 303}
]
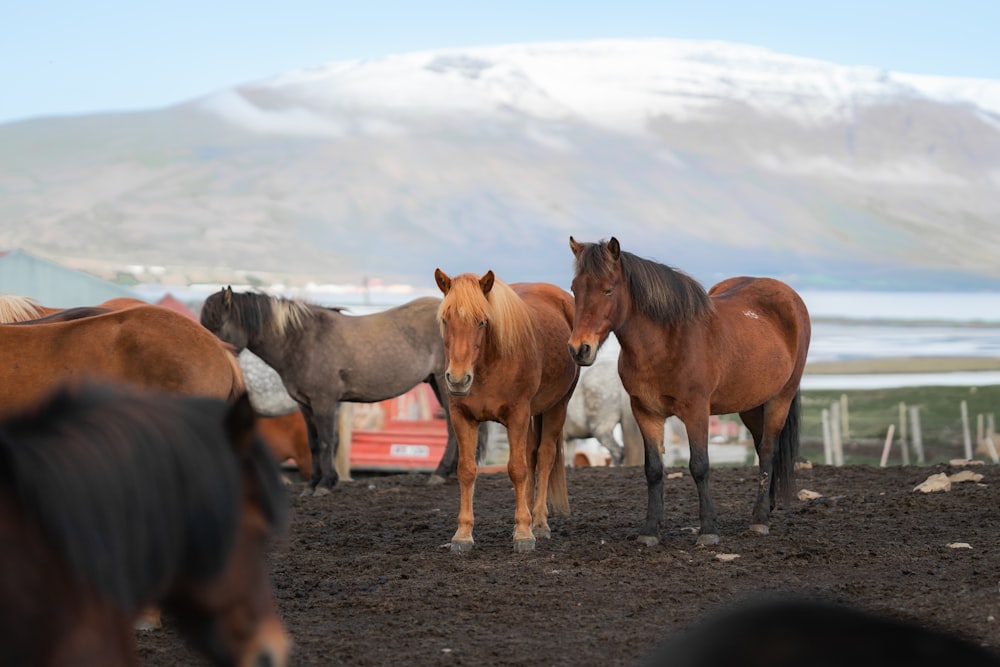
[
  {"left": 434, "top": 269, "right": 579, "bottom": 552},
  {"left": 0, "top": 304, "right": 246, "bottom": 418},
  {"left": 567, "top": 237, "right": 811, "bottom": 547}
]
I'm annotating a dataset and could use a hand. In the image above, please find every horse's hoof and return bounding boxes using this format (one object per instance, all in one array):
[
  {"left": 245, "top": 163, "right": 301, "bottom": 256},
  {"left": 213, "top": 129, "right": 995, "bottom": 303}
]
[
  {"left": 637, "top": 535, "right": 659, "bottom": 547},
  {"left": 696, "top": 533, "right": 721, "bottom": 547},
  {"left": 450, "top": 539, "right": 474, "bottom": 553},
  {"left": 513, "top": 538, "right": 537, "bottom": 553},
  {"left": 299, "top": 487, "right": 315, "bottom": 498},
  {"left": 533, "top": 525, "right": 552, "bottom": 539},
  {"left": 749, "top": 523, "right": 770, "bottom": 536},
  {"left": 426, "top": 474, "right": 447, "bottom": 486},
  {"left": 313, "top": 486, "right": 332, "bottom": 497}
]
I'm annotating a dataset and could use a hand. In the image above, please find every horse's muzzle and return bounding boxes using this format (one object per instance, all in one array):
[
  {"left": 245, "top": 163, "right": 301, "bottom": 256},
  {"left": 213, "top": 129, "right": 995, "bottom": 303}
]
[
  {"left": 568, "top": 342, "right": 597, "bottom": 367},
  {"left": 445, "top": 371, "right": 474, "bottom": 396}
]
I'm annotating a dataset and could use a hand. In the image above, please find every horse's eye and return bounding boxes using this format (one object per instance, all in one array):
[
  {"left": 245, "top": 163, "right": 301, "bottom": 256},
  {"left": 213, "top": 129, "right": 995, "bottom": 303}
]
[
  {"left": 604, "top": 288, "right": 614, "bottom": 296},
  {"left": 478, "top": 320, "right": 486, "bottom": 329}
]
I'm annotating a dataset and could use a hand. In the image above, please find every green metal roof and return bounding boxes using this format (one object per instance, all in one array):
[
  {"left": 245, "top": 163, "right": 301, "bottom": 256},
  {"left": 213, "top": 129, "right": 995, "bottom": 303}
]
[{"left": 0, "top": 249, "right": 144, "bottom": 307}]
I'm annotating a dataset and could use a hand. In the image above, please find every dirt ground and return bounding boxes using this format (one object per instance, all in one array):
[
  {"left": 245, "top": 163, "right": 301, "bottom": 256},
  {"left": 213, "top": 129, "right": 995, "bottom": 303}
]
[{"left": 136, "top": 462, "right": 1000, "bottom": 666}]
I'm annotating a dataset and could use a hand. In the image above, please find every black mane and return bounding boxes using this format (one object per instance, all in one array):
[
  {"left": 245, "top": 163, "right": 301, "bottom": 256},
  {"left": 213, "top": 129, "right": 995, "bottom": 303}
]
[
  {"left": 0, "top": 383, "right": 286, "bottom": 614},
  {"left": 574, "top": 239, "right": 711, "bottom": 324},
  {"left": 200, "top": 289, "right": 343, "bottom": 339}
]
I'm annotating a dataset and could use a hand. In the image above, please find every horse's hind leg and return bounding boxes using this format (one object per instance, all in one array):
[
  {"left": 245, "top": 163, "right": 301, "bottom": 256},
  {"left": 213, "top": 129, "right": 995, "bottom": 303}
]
[
  {"left": 530, "top": 408, "right": 569, "bottom": 540},
  {"left": 594, "top": 422, "right": 624, "bottom": 466},
  {"left": 740, "top": 401, "right": 789, "bottom": 535}
]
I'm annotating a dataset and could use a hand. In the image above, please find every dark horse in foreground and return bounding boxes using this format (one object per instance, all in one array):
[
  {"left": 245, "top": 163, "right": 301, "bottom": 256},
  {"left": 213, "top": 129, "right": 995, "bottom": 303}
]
[
  {"left": 0, "top": 383, "right": 289, "bottom": 666},
  {"left": 200, "top": 287, "right": 486, "bottom": 495},
  {"left": 639, "top": 595, "right": 1000, "bottom": 666},
  {"left": 567, "top": 237, "right": 811, "bottom": 546}
]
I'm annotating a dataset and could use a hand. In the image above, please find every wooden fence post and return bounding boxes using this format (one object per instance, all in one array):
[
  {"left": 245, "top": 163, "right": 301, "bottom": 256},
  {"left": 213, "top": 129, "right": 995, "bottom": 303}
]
[
  {"left": 898, "top": 402, "right": 910, "bottom": 465},
  {"left": 821, "top": 408, "right": 833, "bottom": 465},
  {"left": 336, "top": 403, "right": 354, "bottom": 482},
  {"left": 880, "top": 424, "right": 896, "bottom": 468},
  {"left": 830, "top": 401, "right": 844, "bottom": 466},
  {"left": 840, "top": 393, "right": 850, "bottom": 441},
  {"left": 960, "top": 400, "right": 973, "bottom": 461},
  {"left": 909, "top": 405, "right": 924, "bottom": 464},
  {"left": 987, "top": 414, "right": 1000, "bottom": 464}
]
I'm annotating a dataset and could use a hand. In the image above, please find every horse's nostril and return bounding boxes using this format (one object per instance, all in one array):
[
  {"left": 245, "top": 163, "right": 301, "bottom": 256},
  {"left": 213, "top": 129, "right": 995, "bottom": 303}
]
[{"left": 254, "top": 651, "right": 276, "bottom": 667}]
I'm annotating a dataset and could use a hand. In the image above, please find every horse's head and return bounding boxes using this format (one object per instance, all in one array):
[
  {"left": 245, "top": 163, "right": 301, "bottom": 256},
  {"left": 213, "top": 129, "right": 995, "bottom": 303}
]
[
  {"left": 567, "top": 236, "right": 625, "bottom": 366},
  {"left": 201, "top": 287, "right": 251, "bottom": 352},
  {"left": 435, "top": 268, "right": 495, "bottom": 396},
  {"left": 163, "top": 394, "right": 291, "bottom": 667}
]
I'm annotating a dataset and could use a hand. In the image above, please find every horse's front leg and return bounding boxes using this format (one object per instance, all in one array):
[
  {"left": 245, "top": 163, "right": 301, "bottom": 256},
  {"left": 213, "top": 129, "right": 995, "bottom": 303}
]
[
  {"left": 311, "top": 403, "right": 341, "bottom": 496},
  {"left": 450, "top": 412, "right": 483, "bottom": 552},
  {"left": 633, "top": 405, "right": 667, "bottom": 546},
  {"left": 297, "top": 404, "right": 323, "bottom": 496},
  {"left": 684, "top": 408, "right": 720, "bottom": 546},
  {"left": 505, "top": 410, "right": 536, "bottom": 552}
]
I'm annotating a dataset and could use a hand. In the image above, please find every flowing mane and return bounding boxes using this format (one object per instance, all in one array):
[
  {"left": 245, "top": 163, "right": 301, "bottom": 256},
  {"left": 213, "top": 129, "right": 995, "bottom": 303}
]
[
  {"left": 573, "top": 240, "right": 712, "bottom": 324},
  {"left": 0, "top": 384, "right": 287, "bottom": 615},
  {"left": 0, "top": 295, "right": 45, "bottom": 323},
  {"left": 439, "top": 274, "right": 537, "bottom": 359},
  {"left": 201, "top": 290, "right": 317, "bottom": 339}
]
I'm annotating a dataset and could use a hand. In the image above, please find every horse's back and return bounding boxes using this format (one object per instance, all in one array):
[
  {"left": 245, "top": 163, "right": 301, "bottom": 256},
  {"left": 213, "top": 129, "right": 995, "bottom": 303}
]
[{"left": 0, "top": 305, "right": 241, "bottom": 410}]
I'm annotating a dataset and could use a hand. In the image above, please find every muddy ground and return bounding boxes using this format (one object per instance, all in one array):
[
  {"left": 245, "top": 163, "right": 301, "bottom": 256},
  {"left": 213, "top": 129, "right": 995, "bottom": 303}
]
[{"left": 137, "top": 462, "right": 1000, "bottom": 665}]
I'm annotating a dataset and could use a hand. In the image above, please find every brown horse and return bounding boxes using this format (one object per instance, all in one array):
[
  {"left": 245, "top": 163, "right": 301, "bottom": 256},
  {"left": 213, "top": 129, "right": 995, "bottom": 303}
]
[
  {"left": 434, "top": 269, "right": 579, "bottom": 552},
  {"left": 0, "top": 383, "right": 289, "bottom": 666},
  {"left": 567, "top": 237, "right": 811, "bottom": 546},
  {"left": 258, "top": 410, "right": 313, "bottom": 481},
  {"left": 0, "top": 304, "right": 246, "bottom": 418}
]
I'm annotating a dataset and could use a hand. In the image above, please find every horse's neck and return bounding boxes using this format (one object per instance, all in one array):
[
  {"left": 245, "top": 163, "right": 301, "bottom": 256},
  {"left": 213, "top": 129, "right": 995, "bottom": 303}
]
[
  {"left": 615, "top": 312, "right": 700, "bottom": 360},
  {"left": 245, "top": 325, "right": 306, "bottom": 371}
]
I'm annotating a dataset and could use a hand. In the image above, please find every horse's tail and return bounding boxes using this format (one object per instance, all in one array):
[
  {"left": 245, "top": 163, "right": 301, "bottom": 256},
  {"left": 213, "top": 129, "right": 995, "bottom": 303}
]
[
  {"left": 547, "top": 432, "right": 571, "bottom": 517},
  {"left": 773, "top": 389, "right": 801, "bottom": 504}
]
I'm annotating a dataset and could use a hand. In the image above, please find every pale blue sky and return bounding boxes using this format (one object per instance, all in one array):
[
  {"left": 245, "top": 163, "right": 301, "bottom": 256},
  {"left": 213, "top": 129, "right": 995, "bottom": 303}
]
[{"left": 3, "top": 0, "right": 997, "bottom": 124}]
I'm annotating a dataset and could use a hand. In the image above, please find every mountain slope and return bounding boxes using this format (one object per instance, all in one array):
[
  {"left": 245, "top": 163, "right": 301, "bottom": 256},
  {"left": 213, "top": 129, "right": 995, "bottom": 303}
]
[{"left": 2, "top": 38, "right": 999, "bottom": 290}]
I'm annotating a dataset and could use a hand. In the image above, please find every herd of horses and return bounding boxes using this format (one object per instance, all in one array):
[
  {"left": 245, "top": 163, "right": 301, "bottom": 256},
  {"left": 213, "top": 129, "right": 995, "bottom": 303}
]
[{"left": 0, "top": 236, "right": 818, "bottom": 664}]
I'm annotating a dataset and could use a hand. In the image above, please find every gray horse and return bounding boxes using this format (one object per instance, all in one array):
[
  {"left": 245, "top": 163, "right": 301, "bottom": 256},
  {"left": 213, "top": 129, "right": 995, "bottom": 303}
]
[
  {"left": 563, "top": 359, "right": 643, "bottom": 466},
  {"left": 240, "top": 349, "right": 300, "bottom": 417}
]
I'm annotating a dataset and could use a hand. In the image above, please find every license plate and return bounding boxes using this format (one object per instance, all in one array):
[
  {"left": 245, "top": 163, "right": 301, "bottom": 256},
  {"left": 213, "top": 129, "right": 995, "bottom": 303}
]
[{"left": 390, "top": 444, "right": 430, "bottom": 458}]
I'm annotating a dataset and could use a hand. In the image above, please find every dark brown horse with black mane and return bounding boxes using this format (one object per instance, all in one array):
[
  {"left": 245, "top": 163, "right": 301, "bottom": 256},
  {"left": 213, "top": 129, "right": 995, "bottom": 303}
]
[
  {"left": 0, "top": 383, "right": 289, "bottom": 666},
  {"left": 567, "top": 237, "right": 811, "bottom": 546},
  {"left": 200, "top": 288, "right": 486, "bottom": 495}
]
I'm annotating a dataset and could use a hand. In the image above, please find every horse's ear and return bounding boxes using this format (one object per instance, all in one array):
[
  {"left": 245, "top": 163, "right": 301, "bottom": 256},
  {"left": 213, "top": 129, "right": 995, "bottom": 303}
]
[
  {"left": 224, "top": 392, "right": 258, "bottom": 457},
  {"left": 569, "top": 236, "right": 582, "bottom": 256},
  {"left": 480, "top": 270, "right": 495, "bottom": 295},
  {"left": 434, "top": 268, "right": 451, "bottom": 295},
  {"left": 606, "top": 237, "right": 621, "bottom": 261},
  {"left": 223, "top": 286, "right": 233, "bottom": 309}
]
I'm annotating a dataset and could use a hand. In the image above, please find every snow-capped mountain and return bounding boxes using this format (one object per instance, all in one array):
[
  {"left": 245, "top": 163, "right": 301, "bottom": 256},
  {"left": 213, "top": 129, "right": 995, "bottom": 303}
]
[
  {"left": 205, "top": 39, "right": 1000, "bottom": 134},
  {"left": 2, "top": 39, "right": 999, "bottom": 290}
]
